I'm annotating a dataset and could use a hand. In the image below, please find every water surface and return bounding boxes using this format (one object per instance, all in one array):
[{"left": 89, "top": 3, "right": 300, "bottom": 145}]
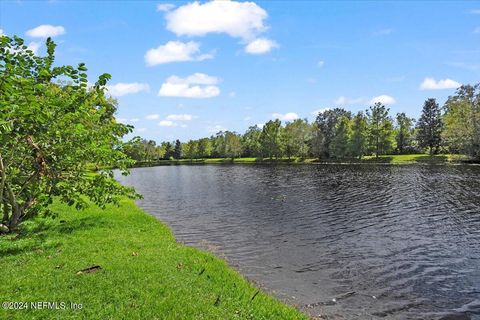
[{"left": 116, "top": 164, "right": 480, "bottom": 319}]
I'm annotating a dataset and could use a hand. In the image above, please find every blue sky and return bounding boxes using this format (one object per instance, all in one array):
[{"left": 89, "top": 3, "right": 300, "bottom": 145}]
[{"left": 1, "top": 1, "right": 479, "bottom": 142}]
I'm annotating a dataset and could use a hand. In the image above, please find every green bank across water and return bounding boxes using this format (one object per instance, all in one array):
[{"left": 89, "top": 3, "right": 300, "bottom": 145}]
[
  {"left": 136, "top": 154, "right": 471, "bottom": 166},
  {"left": 0, "top": 199, "right": 307, "bottom": 320}
]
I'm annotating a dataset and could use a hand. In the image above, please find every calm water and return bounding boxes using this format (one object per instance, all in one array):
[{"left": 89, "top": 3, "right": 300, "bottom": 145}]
[{"left": 116, "top": 164, "right": 480, "bottom": 319}]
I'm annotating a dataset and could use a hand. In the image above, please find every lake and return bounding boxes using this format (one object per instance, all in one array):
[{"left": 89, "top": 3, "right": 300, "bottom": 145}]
[{"left": 116, "top": 164, "right": 480, "bottom": 319}]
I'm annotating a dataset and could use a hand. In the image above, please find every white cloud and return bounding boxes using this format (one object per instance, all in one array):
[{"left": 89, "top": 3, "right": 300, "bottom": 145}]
[
  {"left": 229, "top": 91, "right": 236, "bottom": 97},
  {"left": 136, "top": 128, "right": 147, "bottom": 132},
  {"left": 130, "top": 118, "right": 140, "bottom": 123},
  {"left": 272, "top": 112, "right": 299, "bottom": 121},
  {"left": 116, "top": 118, "right": 128, "bottom": 124},
  {"left": 145, "top": 41, "right": 214, "bottom": 66},
  {"left": 469, "top": 9, "right": 480, "bottom": 14},
  {"left": 256, "top": 123, "right": 265, "bottom": 128},
  {"left": 106, "top": 83, "right": 150, "bottom": 97},
  {"left": 244, "top": 116, "right": 252, "bottom": 121},
  {"left": 317, "top": 60, "right": 325, "bottom": 68},
  {"left": 166, "top": 114, "right": 193, "bottom": 121},
  {"left": 370, "top": 95, "right": 396, "bottom": 105},
  {"left": 334, "top": 96, "right": 368, "bottom": 105},
  {"left": 157, "top": 3, "right": 175, "bottom": 12},
  {"left": 474, "top": 27, "right": 480, "bottom": 34},
  {"left": 27, "top": 41, "right": 41, "bottom": 54},
  {"left": 26, "top": 25, "right": 65, "bottom": 38},
  {"left": 159, "top": 120, "right": 177, "bottom": 127},
  {"left": 0, "top": 29, "right": 4, "bottom": 36},
  {"left": 158, "top": 73, "right": 220, "bottom": 98},
  {"left": 311, "top": 108, "right": 330, "bottom": 116},
  {"left": 145, "top": 114, "right": 160, "bottom": 120},
  {"left": 419, "top": 77, "right": 461, "bottom": 90},
  {"left": 166, "top": 0, "right": 268, "bottom": 41},
  {"left": 245, "top": 38, "right": 278, "bottom": 54}
]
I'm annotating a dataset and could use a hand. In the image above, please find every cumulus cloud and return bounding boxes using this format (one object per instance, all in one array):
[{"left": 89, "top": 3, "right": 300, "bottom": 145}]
[
  {"left": 166, "top": 114, "right": 193, "bottom": 121},
  {"left": 0, "top": 29, "right": 4, "bottom": 36},
  {"left": 106, "top": 83, "right": 150, "bottom": 97},
  {"left": 419, "top": 77, "right": 461, "bottom": 90},
  {"left": 165, "top": 1, "right": 276, "bottom": 54},
  {"left": 272, "top": 112, "right": 299, "bottom": 121},
  {"left": 145, "top": 41, "right": 214, "bottom": 66},
  {"left": 245, "top": 38, "right": 278, "bottom": 54},
  {"left": 166, "top": 0, "right": 268, "bottom": 40},
  {"left": 469, "top": 9, "right": 480, "bottom": 14},
  {"left": 370, "top": 95, "right": 396, "bottom": 105},
  {"left": 158, "top": 73, "right": 220, "bottom": 98},
  {"left": 159, "top": 120, "right": 176, "bottom": 127},
  {"left": 157, "top": 3, "right": 175, "bottom": 12},
  {"left": 145, "top": 114, "right": 160, "bottom": 120},
  {"left": 26, "top": 25, "right": 65, "bottom": 38},
  {"left": 317, "top": 60, "right": 325, "bottom": 68}
]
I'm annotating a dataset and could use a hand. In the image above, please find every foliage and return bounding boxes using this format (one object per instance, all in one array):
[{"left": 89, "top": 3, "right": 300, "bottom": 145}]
[
  {"left": 395, "top": 112, "right": 416, "bottom": 154},
  {"left": 416, "top": 98, "right": 443, "bottom": 155},
  {"left": 366, "top": 103, "right": 394, "bottom": 157},
  {"left": 173, "top": 139, "right": 182, "bottom": 159},
  {"left": 350, "top": 112, "right": 368, "bottom": 158},
  {"left": 0, "top": 36, "right": 138, "bottom": 231},
  {"left": 260, "top": 120, "right": 283, "bottom": 159},
  {"left": 443, "top": 84, "right": 480, "bottom": 159}
]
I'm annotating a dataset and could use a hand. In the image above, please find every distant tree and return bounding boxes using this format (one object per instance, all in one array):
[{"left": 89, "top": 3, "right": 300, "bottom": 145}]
[
  {"left": 0, "top": 36, "right": 138, "bottom": 231},
  {"left": 183, "top": 140, "right": 197, "bottom": 161},
  {"left": 282, "top": 119, "right": 312, "bottom": 159},
  {"left": 366, "top": 103, "right": 394, "bottom": 157},
  {"left": 242, "top": 125, "right": 262, "bottom": 158},
  {"left": 443, "top": 84, "right": 480, "bottom": 159},
  {"left": 173, "top": 139, "right": 182, "bottom": 159},
  {"left": 260, "top": 120, "right": 283, "bottom": 159},
  {"left": 310, "top": 123, "right": 325, "bottom": 160},
  {"left": 313, "top": 108, "right": 351, "bottom": 158},
  {"left": 395, "top": 112, "right": 415, "bottom": 154},
  {"left": 350, "top": 112, "right": 368, "bottom": 159},
  {"left": 330, "top": 115, "right": 351, "bottom": 158},
  {"left": 224, "top": 131, "right": 243, "bottom": 160},
  {"left": 416, "top": 98, "right": 443, "bottom": 155},
  {"left": 197, "top": 138, "right": 212, "bottom": 159},
  {"left": 163, "top": 142, "right": 173, "bottom": 159}
]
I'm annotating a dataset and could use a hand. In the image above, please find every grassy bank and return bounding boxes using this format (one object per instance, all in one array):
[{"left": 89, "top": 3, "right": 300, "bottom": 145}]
[
  {"left": 135, "top": 154, "right": 471, "bottom": 166},
  {"left": 0, "top": 199, "right": 307, "bottom": 319}
]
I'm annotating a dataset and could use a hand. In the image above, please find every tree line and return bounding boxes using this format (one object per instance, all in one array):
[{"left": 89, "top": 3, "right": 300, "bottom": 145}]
[{"left": 126, "top": 84, "right": 480, "bottom": 162}]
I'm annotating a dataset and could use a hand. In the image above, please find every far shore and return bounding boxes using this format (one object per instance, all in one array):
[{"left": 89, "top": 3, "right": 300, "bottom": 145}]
[{"left": 130, "top": 154, "right": 477, "bottom": 167}]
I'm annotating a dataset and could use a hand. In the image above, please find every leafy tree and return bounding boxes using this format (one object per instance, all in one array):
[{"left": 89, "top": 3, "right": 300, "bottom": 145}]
[
  {"left": 395, "top": 112, "right": 415, "bottom": 154},
  {"left": 196, "top": 138, "right": 212, "bottom": 159},
  {"left": 350, "top": 112, "right": 368, "bottom": 158},
  {"left": 162, "top": 142, "right": 173, "bottom": 159},
  {"left": 173, "top": 139, "right": 182, "bottom": 159},
  {"left": 416, "top": 98, "right": 443, "bottom": 155},
  {"left": 330, "top": 115, "right": 351, "bottom": 158},
  {"left": 183, "top": 140, "right": 197, "bottom": 161},
  {"left": 313, "top": 108, "right": 351, "bottom": 158},
  {"left": 224, "top": 131, "right": 243, "bottom": 160},
  {"left": 366, "top": 103, "right": 394, "bottom": 157},
  {"left": 443, "top": 84, "right": 480, "bottom": 159},
  {"left": 282, "top": 119, "right": 312, "bottom": 159},
  {"left": 242, "top": 125, "right": 262, "bottom": 157},
  {"left": 260, "top": 120, "right": 283, "bottom": 159},
  {"left": 0, "top": 36, "right": 138, "bottom": 231}
]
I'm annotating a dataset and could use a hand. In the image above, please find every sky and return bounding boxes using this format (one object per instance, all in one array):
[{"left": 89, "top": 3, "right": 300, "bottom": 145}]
[{"left": 1, "top": 0, "right": 479, "bottom": 142}]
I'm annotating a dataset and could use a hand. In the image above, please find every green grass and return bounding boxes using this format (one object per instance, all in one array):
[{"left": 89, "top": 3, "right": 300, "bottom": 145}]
[
  {"left": 138, "top": 154, "right": 470, "bottom": 166},
  {"left": 0, "top": 199, "right": 307, "bottom": 320}
]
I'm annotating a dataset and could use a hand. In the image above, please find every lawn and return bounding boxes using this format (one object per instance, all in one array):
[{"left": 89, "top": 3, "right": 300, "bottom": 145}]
[{"left": 0, "top": 199, "right": 307, "bottom": 320}]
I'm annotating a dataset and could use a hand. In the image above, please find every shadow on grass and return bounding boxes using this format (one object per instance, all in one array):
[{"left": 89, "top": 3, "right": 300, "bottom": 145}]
[
  {"left": 414, "top": 155, "right": 448, "bottom": 163},
  {"left": 0, "top": 215, "right": 103, "bottom": 257}
]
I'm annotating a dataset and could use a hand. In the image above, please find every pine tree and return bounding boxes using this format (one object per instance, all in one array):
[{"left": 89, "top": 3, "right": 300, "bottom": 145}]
[
  {"left": 416, "top": 98, "right": 443, "bottom": 155},
  {"left": 173, "top": 139, "right": 182, "bottom": 159}
]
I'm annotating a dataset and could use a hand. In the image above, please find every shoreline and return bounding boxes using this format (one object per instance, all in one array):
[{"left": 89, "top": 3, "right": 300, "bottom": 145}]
[
  {"left": 131, "top": 154, "right": 477, "bottom": 168},
  {"left": 0, "top": 199, "right": 308, "bottom": 319}
]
